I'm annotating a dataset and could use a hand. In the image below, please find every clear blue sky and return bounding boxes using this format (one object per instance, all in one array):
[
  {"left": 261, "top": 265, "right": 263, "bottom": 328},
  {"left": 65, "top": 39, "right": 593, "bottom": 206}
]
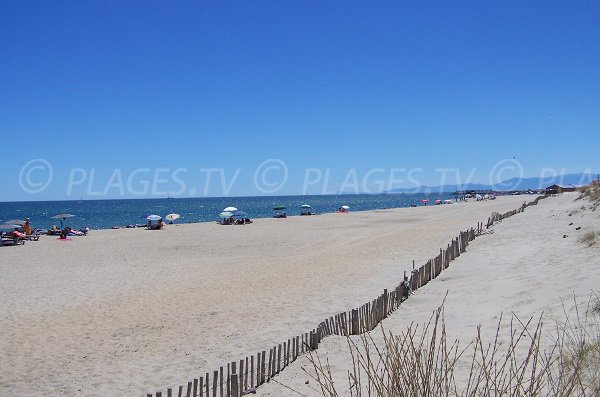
[{"left": 1, "top": 1, "right": 599, "bottom": 200}]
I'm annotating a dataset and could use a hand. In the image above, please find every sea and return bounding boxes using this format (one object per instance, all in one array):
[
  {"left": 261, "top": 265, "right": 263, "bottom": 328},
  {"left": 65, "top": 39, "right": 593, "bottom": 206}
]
[{"left": 0, "top": 193, "right": 457, "bottom": 230}]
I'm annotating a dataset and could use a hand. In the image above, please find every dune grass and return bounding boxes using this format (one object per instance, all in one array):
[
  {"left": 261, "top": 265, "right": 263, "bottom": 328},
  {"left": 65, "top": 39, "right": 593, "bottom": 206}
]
[
  {"left": 578, "top": 186, "right": 600, "bottom": 210},
  {"left": 578, "top": 230, "right": 599, "bottom": 247},
  {"left": 305, "top": 293, "right": 600, "bottom": 397}
]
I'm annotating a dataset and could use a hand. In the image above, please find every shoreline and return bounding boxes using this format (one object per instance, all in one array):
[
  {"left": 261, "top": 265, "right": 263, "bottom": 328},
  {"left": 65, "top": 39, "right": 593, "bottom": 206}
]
[
  {"left": 62, "top": 196, "right": 531, "bottom": 232},
  {"left": 0, "top": 192, "right": 535, "bottom": 232}
]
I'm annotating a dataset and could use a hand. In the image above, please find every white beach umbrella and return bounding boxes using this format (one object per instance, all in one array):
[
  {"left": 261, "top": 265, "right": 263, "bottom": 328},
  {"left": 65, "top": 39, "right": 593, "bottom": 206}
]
[
  {"left": 223, "top": 206, "right": 238, "bottom": 212},
  {"left": 146, "top": 214, "right": 162, "bottom": 221},
  {"left": 165, "top": 213, "right": 180, "bottom": 224},
  {"left": 341, "top": 205, "right": 350, "bottom": 210}
]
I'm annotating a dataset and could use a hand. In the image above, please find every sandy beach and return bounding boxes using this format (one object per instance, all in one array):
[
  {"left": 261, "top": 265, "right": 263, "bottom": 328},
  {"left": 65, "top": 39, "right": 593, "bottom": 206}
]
[
  {"left": 255, "top": 192, "right": 600, "bottom": 396},
  {"left": 0, "top": 195, "right": 571, "bottom": 396}
]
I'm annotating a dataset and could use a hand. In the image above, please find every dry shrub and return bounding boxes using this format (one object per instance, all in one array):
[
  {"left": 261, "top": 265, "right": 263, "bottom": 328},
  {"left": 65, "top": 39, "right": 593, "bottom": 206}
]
[
  {"left": 578, "top": 230, "right": 599, "bottom": 247},
  {"left": 306, "top": 293, "right": 600, "bottom": 397},
  {"left": 578, "top": 186, "right": 600, "bottom": 209},
  {"left": 569, "top": 208, "right": 581, "bottom": 216}
]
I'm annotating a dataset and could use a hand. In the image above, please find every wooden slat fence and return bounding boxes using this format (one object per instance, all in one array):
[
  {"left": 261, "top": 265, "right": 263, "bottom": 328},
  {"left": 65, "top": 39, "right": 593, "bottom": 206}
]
[{"left": 145, "top": 195, "right": 549, "bottom": 397}]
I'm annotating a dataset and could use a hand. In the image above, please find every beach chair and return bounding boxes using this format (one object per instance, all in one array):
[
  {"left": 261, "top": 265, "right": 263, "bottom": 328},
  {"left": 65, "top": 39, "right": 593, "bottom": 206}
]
[
  {"left": 1, "top": 232, "right": 26, "bottom": 246},
  {"left": 25, "top": 233, "right": 40, "bottom": 241}
]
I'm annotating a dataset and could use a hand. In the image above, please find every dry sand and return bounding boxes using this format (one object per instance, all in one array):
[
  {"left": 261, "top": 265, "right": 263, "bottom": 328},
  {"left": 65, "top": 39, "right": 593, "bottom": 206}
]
[
  {"left": 1, "top": 195, "right": 543, "bottom": 396},
  {"left": 255, "top": 192, "right": 600, "bottom": 396}
]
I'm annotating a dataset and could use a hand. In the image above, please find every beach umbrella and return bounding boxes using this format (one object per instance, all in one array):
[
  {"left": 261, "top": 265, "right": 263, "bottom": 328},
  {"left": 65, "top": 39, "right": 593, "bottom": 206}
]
[
  {"left": 341, "top": 205, "right": 350, "bottom": 210},
  {"left": 0, "top": 224, "right": 21, "bottom": 230},
  {"left": 421, "top": 199, "right": 429, "bottom": 203},
  {"left": 219, "top": 211, "right": 234, "bottom": 219},
  {"left": 300, "top": 204, "right": 312, "bottom": 208},
  {"left": 52, "top": 213, "right": 74, "bottom": 219},
  {"left": 223, "top": 207, "right": 238, "bottom": 212},
  {"left": 146, "top": 214, "right": 162, "bottom": 221},
  {"left": 51, "top": 213, "right": 75, "bottom": 229},
  {"left": 233, "top": 210, "right": 247, "bottom": 218},
  {"left": 273, "top": 205, "right": 286, "bottom": 211},
  {"left": 165, "top": 213, "right": 180, "bottom": 223},
  {"left": 4, "top": 219, "right": 26, "bottom": 226}
]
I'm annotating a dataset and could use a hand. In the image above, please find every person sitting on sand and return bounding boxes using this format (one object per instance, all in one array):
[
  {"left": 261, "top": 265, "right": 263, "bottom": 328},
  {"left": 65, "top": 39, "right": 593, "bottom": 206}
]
[
  {"left": 59, "top": 227, "right": 73, "bottom": 239},
  {"left": 157, "top": 219, "right": 164, "bottom": 229},
  {"left": 11, "top": 228, "right": 26, "bottom": 239}
]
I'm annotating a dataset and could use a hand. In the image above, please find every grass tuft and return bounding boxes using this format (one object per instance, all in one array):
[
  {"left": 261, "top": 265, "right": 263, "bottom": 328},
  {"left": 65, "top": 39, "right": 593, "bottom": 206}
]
[
  {"left": 306, "top": 293, "right": 600, "bottom": 397},
  {"left": 578, "top": 186, "right": 600, "bottom": 209},
  {"left": 578, "top": 230, "right": 599, "bottom": 247}
]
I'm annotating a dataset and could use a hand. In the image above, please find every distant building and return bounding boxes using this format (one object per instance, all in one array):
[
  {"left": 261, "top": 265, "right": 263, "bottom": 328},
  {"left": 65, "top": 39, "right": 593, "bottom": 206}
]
[{"left": 545, "top": 184, "right": 577, "bottom": 194}]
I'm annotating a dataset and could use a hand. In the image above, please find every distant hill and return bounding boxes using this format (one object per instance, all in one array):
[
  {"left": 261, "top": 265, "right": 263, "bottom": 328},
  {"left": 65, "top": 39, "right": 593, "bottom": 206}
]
[{"left": 386, "top": 173, "right": 595, "bottom": 193}]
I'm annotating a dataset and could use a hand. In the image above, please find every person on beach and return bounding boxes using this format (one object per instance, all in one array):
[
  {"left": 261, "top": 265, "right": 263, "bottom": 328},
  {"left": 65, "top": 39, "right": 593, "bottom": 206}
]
[
  {"left": 23, "top": 218, "right": 32, "bottom": 235},
  {"left": 59, "top": 227, "right": 71, "bottom": 239},
  {"left": 11, "top": 227, "right": 26, "bottom": 239}
]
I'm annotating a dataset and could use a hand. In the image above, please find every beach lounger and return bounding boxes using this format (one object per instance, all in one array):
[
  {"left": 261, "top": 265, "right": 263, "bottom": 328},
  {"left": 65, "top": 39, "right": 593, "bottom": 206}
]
[
  {"left": 25, "top": 233, "right": 40, "bottom": 241},
  {"left": 1, "top": 232, "right": 26, "bottom": 246}
]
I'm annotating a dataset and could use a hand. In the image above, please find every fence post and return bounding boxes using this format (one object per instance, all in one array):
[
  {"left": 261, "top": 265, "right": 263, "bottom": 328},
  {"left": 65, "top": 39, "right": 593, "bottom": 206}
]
[
  {"left": 383, "top": 289, "right": 388, "bottom": 317},
  {"left": 231, "top": 374, "right": 239, "bottom": 397},
  {"left": 260, "top": 351, "right": 266, "bottom": 385}
]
